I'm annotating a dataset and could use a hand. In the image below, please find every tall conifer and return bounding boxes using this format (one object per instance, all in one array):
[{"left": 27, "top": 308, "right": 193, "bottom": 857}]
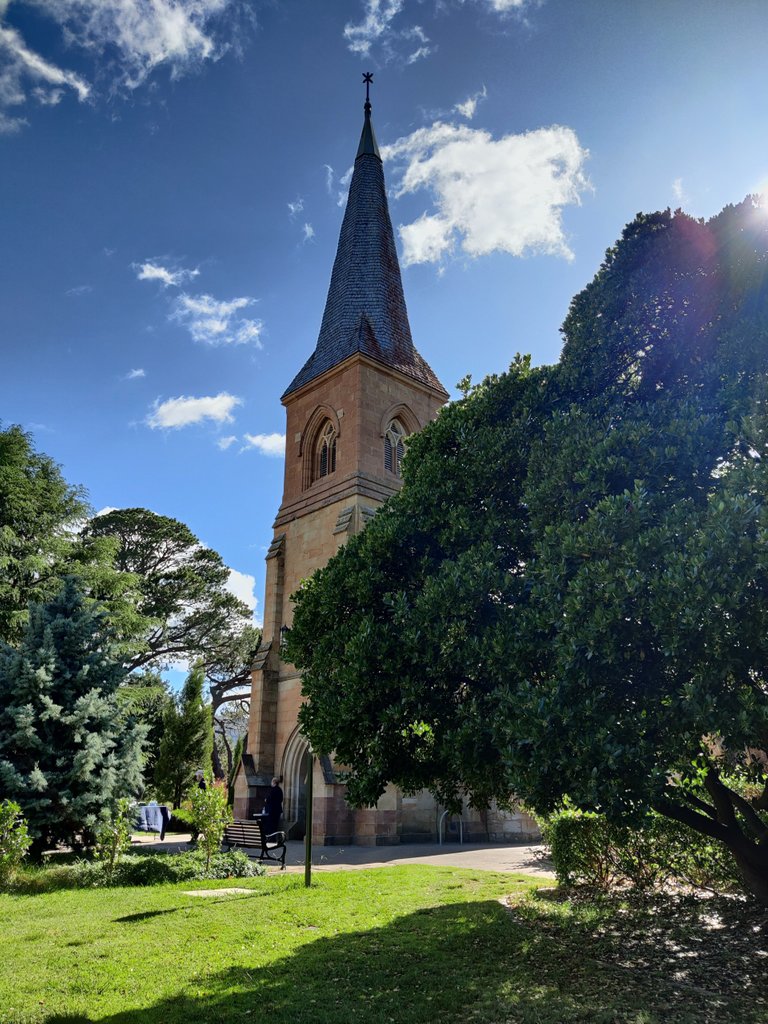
[
  {"left": 154, "top": 664, "right": 212, "bottom": 808},
  {"left": 0, "top": 578, "right": 144, "bottom": 851}
]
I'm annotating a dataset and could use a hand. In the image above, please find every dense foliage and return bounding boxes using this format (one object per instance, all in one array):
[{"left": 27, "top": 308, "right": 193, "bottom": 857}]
[
  {"left": 0, "top": 426, "right": 144, "bottom": 650},
  {"left": 290, "top": 198, "right": 768, "bottom": 903},
  {"left": 542, "top": 809, "right": 740, "bottom": 892},
  {"left": 190, "top": 779, "right": 231, "bottom": 870},
  {"left": 0, "top": 800, "right": 31, "bottom": 887},
  {"left": 0, "top": 579, "right": 145, "bottom": 851},
  {"left": 84, "top": 507, "right": 254, "bottom": 675},
  {"left": 116, "top": 670, "right": 173, "bottom": 784},
  {"left": 0, "top": 434, "right": 257, "bottom": 805},
  {"left": 154, "top": 664, "right": 212, "bottom": 808},
  {"left": 93, "top": 798, "right": 133, "bottom": 879},
  {"left": 7, "top": 849, "right": 262, "bottom": 893}
]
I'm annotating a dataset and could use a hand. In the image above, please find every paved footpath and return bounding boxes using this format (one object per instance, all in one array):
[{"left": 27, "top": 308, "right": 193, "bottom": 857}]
[{"left": 131, "top": 833, "right": 554, "bottom": 878}]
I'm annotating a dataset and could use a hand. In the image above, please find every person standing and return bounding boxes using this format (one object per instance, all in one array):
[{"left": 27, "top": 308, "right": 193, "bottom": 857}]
[{"left": 263, "top": 776, "right": 283, "bottom": 835}]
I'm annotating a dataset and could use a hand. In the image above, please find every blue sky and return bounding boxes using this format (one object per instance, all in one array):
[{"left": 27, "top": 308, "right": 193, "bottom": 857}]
[{"left": 2, "top": 0, "right": 768, "bottom": 632}]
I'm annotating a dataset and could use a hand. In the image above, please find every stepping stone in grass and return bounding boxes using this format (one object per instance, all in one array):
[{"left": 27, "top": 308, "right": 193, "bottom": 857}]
[{"left": 182, "top": 888, "right": 255, "bottom": 897}]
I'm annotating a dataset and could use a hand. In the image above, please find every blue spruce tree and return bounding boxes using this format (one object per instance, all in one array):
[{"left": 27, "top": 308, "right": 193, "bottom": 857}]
[{"left": 0, "top": 578, "right": 144, "bottom": 852}]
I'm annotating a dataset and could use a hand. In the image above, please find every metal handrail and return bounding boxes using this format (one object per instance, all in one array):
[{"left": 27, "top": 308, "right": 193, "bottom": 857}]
[{"left": 438, "top": 809, "right": 464, "bottom": 846}]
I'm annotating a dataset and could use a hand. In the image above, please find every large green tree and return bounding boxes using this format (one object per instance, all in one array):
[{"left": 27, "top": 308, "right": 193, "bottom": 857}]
[
  {"left": 0, "top": 425, "right": 142, "bottom": 649},
  {"left": 0, "top": 578, "right": 145, "bottom": 851},
  {"left": 289, "top": 198, "right": 768, "bottom": 904},
  {"left": 84, "top": 508, "right": 253, "bottom": 676},
  {"left": 204, "top": 623, "right": 259, "bottom": 778},
  {"left": 153, "top": 664, "right": 212, "bottom": 808},
  {"left": 116, "top": 670, "right": 174, "bottom": 785},
  {"left": 85, "top": 509, "right": 258, "bottom": 780}
]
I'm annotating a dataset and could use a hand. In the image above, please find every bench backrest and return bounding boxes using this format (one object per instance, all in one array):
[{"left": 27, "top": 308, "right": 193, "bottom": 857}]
[{"left": 223, "top": 818, "right": 285, "bottom": 848}]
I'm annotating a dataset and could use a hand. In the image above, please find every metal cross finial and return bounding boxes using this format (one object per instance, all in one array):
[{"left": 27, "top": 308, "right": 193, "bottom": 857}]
[{"left": 363, "top": 72, "right": 373, "bottom": 103}]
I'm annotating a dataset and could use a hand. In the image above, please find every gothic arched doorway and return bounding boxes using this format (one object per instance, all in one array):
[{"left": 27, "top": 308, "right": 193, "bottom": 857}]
[{"left": 281, "top": 728, "right": 311, "bottom": 840}]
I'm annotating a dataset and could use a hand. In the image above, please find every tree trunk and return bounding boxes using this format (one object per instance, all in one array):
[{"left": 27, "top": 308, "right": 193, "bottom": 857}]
[
  {"left": 211, "top": 739, "right": 225, "bottom": 781},
  {"left": 731, "top": 845, "right": 768, "bottom": 906},
  {"left": 656, "top": 781, "right": 768, "bottom": 907}
]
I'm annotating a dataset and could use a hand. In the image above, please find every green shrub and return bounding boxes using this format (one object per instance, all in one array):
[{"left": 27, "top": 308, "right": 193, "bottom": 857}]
[
  {"left": 167, "top": 807, "right": 195, "bottom": 833},
  {"left": 89, "top": 849, "right": 260, "bottom": 887},
  {"left": 542, "top": 810, "right": 618, "bottom": 888},
  {"left": 0, "top": 800, "right": 32, "bottom": 888},
  {"left": 10, "top": 849, "right": 263, "bottom": 893},
  {"left": 93, "top": 799, "right": 132, "bottom": 879},
  {"left": 542, "top": 808, "right": 741, "bottom": 893},
  {"left": 189, "top": 780, "right": 231, "bottom": 870}
]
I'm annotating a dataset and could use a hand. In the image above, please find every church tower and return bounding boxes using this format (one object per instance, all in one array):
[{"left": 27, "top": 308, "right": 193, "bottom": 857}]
[
  {"left": 235, "top": 81, "right": 540, "bottom": 847},
  {"left": 234, "top": 83, "right": 448, "bottom": 842}
]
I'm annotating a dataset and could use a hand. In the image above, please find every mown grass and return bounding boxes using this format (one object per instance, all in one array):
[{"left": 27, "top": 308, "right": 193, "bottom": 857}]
[{"left": 1, "top": 866, "right": 765, "bottom": 1024}]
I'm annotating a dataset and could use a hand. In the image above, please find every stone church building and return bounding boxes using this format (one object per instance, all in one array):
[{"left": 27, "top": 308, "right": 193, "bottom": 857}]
[{"left": 233, "top": 89, "right": 538, "bottom": 846}]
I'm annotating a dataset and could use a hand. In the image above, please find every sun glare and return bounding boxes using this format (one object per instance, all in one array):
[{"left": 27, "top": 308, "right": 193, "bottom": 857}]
[{"left": 753, "top": 178, "right": 768, "bottom": 212}]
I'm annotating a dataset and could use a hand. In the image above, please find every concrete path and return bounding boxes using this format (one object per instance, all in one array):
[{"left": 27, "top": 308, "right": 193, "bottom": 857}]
[{"left": 130, "top": 833, "right": 554, "bottom": 878}]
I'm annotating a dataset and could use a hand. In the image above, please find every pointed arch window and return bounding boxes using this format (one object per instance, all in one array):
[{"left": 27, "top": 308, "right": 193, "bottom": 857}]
[
  {"left": 316, "top": 420, "right": 337, "bottom": 481},
  {"left": 384, "top": 418, "right": 406, "bottom": 477}
]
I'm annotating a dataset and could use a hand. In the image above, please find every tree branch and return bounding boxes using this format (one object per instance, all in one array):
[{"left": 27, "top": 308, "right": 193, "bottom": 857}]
[
  {"left": 752, "top": 777, "right": 768, "bottom": 812},
  {"left": 729, "top": 788, "right": 768, "bottom": 843},
  {"left": 680, "top": 789, "right": 718, "bottom": 820},
  {"left": 703, "top": 767, "right": 738, "bottom": 828},
  {"left": 653, "top": 796, "right": 731, "bottom": 844}
]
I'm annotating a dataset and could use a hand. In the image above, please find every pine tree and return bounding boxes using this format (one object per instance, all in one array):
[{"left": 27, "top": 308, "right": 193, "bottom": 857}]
[
  {"left": 0, "top": 578, "right": 145, "bottom": 852},
  {"left": 153, "top": 665, "right": 212, "bottom": 808},
  {"left": 116, "top": 670, "right": 173, "bottom": 784}
]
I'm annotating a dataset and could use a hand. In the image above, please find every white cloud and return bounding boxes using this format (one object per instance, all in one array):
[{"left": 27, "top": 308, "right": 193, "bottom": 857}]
[
  {"left": 287, "top": 197, "right": 304, "bottom": 217},
  {"left": 94, "top": 506, "right": 118, "bottom": 517},
  {"left": 403, "top": 23, "right": 432, "bottom": 63},
  {"left": 30, "top": 0, "right": 235, "bottom": 88},
  {"left": 302, "top": 222, "right": 315, "bottom": 242},
  {"left": 484, "top": 0, "right": 532, "bottom": 10},
  {"left": 216, "top": 434, "right": 237, "bottom": 450},
  {"left": 382, "top": 121, "right": 589, "bottom": 267},
  {"left": 225, "top": 567, "right": 258, "bottom": 615},
  {"left": 146, "top": 392, "right": 242, "bottom": 429},
  {"left": 0, "top": 0, "right": 239, "bottom": 131},
  {"left": 126, "top": 368, "right": 145, "bottom": 379},
  {"left": 343, "top": 0, "right": 534, "bottom": 61},
  {"left": 454, "top": 85, "right": 487, "bottom": 120},
  {"left": 323, "top": 164, "right": 334, "bottom": 194},
  {"left": 32, "top": 86, "right": 64, "bottom": 106},
  {"left": 240, "top": 432, "right": 286, "bottom": 457},
  {"left": 65, "top": 284, "right": 93, "bottom": 296},
  {"left": 344, "top": 0, "right": 404, "bottom": 56},
  {"left": 165, "top": 658, "right": 190, "bottom": 678},
  {"left": 337, "top": 166, "right": 354, "bottom": 207},
  {"left": 672, "top": 177, "right": 687, "bottom": 204},
  {"left": 406, "top": 44, "right": 431, "bottom": 64},
  {"left": 135, "top": 260, "right": 199, "bottom": 288},
  {"left": 0, "top": 21, "right": 90, "bottom": 132},
  {"left": 0, "top": 110, "right": 25, "bottom": 133},
  {"left": 172, "top": 292, "right": 263, "bottom": 346}
]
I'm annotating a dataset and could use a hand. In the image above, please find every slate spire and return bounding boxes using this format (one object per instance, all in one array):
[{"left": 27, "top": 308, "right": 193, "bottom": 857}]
[{"left": 283, "top": 79, "right": 446, "bottom": 399}]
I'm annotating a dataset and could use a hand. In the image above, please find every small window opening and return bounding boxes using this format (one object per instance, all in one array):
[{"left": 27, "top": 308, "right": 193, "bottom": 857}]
[
  {"left": 384, "top": 419, "right": 406, "bottom": 477},
  {"left": 316, "top": 421, "right": 337, "bottom": 481}
]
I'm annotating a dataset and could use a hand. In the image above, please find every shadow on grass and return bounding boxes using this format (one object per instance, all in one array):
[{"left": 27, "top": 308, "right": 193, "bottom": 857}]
[
  {"left": 45, "top": 893, "right": 768, "bottom": 1024},
  {"left": 511, "top": 889, "right": 768, "bottom": 1010},
  {"left": 113, "top": 909, "right": 181, "bottom": 924}
]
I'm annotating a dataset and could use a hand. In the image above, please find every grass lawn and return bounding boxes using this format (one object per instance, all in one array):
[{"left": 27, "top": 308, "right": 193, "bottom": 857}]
[{"left": 1, "top": 865, "right": 766, "bottom": 1024}]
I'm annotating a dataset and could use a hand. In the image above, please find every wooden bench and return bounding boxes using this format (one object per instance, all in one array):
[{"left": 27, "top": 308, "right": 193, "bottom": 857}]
[{"left": 223, "top": 817, "right": 287, "bottom": 869}]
